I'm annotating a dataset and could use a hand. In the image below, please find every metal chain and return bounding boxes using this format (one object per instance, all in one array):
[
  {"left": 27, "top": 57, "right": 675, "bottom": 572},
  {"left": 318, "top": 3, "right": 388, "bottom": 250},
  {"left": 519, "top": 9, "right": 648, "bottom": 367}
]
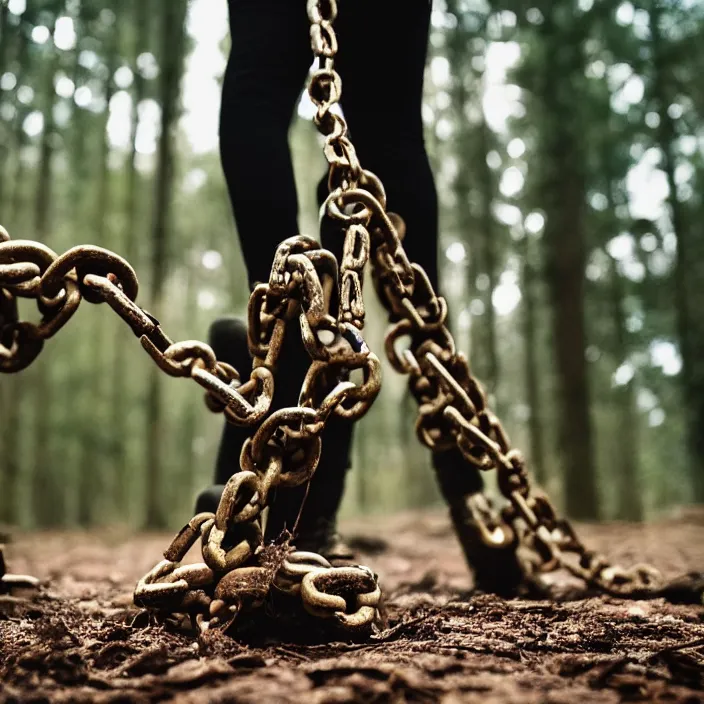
[
  {"left": 134, "top": 515, "right": 381, "bottom": 633},
  {"left": 0, "top": 223, "right": 382, "bottom": 632},
  {"left": 374, "top": 251, "right": 662, "bottom": 597},
  {"left": 304, "top": 0, "right": 663, "bottom": 599}
]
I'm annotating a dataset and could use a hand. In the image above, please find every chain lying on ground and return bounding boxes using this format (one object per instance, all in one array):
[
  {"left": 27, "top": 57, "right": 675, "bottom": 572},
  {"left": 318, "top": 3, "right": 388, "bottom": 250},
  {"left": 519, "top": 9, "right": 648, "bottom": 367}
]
[
  {"left": 0, "top": 0, "right": 696, "bottom": 634},
  {"left": 134, "top": 514, "right": 381, "bottom": 634}
]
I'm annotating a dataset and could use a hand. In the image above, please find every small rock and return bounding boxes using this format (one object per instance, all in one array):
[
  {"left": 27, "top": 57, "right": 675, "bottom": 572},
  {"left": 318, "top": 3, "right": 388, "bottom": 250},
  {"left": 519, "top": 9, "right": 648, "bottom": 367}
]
[{"left": 627, "top": 606, "right": 647, "bottom": 619}]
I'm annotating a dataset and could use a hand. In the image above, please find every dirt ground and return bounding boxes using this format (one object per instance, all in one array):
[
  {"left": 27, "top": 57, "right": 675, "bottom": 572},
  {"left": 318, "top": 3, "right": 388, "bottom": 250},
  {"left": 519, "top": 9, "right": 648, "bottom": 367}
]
[{"left": 1, "top": 509, "right": 704, "bottom": 703}]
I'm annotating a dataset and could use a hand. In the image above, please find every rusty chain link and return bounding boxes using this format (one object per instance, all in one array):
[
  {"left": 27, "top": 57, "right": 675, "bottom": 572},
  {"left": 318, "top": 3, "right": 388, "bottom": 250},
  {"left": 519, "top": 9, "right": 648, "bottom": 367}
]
[
  {"left": 133, "top": 510, "right": 381, "bottom": 633},
  {"left": 0, "top": 0, "right": 689, "bottom": 635}
]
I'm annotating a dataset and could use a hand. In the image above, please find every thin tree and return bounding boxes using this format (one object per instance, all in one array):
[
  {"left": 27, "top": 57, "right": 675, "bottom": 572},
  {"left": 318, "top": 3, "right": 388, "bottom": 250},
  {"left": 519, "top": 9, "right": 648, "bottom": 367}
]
[
  {"left": 517, "top": 225, "right": 546, "bottom": 483},
  {"left": 112, "top": 0, "right": 150, "bottom": 519},
  {"left": 650, "top": 0, "right": 704, "bottom": 501},
  {"left": 32, "top": 12, "right": 63, "bottom": 527},
  {"left": 143, "top": 0, "right": 189, "bottom": 529},
  {"left": 535, "top": 6, "right": 598, "bottom": 518}
]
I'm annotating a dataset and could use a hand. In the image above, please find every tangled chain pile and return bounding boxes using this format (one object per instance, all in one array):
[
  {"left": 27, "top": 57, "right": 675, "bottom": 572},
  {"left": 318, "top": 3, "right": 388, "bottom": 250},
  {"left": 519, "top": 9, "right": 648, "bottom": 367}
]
[{"left": 0, "top": 218, "right": 385, "bottom": 632}]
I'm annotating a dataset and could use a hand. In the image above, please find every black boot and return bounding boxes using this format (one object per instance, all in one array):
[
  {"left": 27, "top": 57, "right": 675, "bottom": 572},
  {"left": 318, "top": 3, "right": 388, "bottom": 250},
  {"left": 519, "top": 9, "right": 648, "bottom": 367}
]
[
  {"left": 257, "top": 322, "right": 357, "bottom": 564},
  {"left": 433, "top": 447, "right": 525, "bottom": 596},
  {"left": 194, "top": 317, "right": 254, "bottom": 515},
  {"left": 263, "top": 410, "right": 356, "bottom": 565},
  {"left": 195, "top": 484, "right": 226, "bottom": 515}
]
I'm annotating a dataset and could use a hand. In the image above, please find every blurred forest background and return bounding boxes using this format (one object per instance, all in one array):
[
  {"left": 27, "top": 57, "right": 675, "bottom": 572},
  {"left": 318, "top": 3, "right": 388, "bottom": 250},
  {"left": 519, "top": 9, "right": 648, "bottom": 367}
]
[{"left": 1, "top": 0, "right": 703, "bottom": 531}]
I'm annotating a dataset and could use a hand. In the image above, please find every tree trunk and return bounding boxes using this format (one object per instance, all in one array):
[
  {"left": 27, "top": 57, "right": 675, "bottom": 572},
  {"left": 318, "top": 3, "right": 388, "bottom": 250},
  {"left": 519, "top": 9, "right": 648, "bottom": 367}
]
[
  {"left": 7, "top": 17, "right": 31, "bottom": 229},
  {"left": 177, "top": 264, "right": 198, "bottom": 512},
  {"left": 1, "top": 10, "right": 28, "bottom": 522},
  {"left": 0, "top": 376, "right": 21, "bottom": 525},
  {"left": 607, "top": 263, "right": 643, "bottom": 521},
  {"left": 76, "top": 15, "right": 120, "bottom": 525},
  {"left": 67, "top": 20, "right": 89, "bottom": 228},
  {"left": 444, "top": 3, "right": 484, "bottom": 370},
  {"left": 476, "top": 105, "right": 500, "bottom": 404},
  {"left": 519, "top": 232, "right": 546, "bottom": 484},
  {"left": 0, "top": 0, "right": 12, "bottom": 204},
  {"left": 144, "top": 0, "right": 188, "bottom": 529},
  {"left": 650, "top": 1, "right": 704, "bottom": 502},
  {"left": 0, "top": 3, "right": 9, "bottom": 76},
  {"left": 538, "top": 10, "right": 598, "bottom": 519},
  {"left": 32, "top": 20, "right": 62, "bottom": 527},
  {"left": 602, "top": 143, "right": 643, "bottom": 521},
  {"left": 113, "top": 0, "right": 150, "bottom": 519}
]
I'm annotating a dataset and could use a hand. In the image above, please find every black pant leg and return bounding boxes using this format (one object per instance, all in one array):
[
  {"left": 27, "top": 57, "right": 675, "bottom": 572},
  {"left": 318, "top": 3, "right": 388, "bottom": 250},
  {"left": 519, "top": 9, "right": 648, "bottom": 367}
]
[
  {"left": 333, "top": 2, "right": 483, "bottom": 494},
  {"left": 220, "top": 0, "right": 312, "bottom": 289},
  {"left": 334, "top": 1, "right": 439, "bottom": 289},
  {"left": 216, "top": 1, "right": 355, "bottom": 536},
  {"left": 213, "top": 0, "right": 312, "bottom": 487}
]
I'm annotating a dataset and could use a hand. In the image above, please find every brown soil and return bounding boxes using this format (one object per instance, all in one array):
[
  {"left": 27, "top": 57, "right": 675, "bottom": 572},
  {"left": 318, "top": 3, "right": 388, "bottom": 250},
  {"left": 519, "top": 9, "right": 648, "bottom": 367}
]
[{"left": 2, "top": 510, "right": 704, "bottom": 703}]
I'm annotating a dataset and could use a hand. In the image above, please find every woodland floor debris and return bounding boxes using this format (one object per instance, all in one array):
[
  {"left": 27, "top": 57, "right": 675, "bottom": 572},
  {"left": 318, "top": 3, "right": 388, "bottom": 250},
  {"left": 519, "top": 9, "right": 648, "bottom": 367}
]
[{"left": 1, "top": 509, "right": 703, "bottom": 703}]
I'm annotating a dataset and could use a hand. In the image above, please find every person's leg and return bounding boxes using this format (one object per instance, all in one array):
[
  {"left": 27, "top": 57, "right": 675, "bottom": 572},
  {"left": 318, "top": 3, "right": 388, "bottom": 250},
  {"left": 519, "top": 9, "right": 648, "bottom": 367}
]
[
  {"left": 213, "top": 0, "right": 312, "bottom": 484},
  {"left": 302, "top": 3, "right": 440, "bottom": 553},
  {"left": 331, "top": 2, "right": 477, "bottom": 489},
  {"left": 329, "top": 3, "right": 522, "bottom": 592},
  {"left": 333, "top": 1, "right": 439, "bottom": 288},
  {"left": 198, "top": 0, "right": 312, "bottom": 510},
  {"left": 219, "top": 0, "right": 311, "bottom": 289},
  {"left": 201, "top": 0, "right": 355, "bottom": 561}
]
